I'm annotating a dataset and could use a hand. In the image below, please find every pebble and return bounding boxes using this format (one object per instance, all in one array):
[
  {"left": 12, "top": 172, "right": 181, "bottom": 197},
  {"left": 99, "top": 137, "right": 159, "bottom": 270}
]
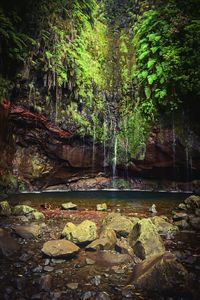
[
  {"left": 81, "top": 291, "right": 96, "bottom": 300},
  {"left": 86, "top": 258, "right": 95, "bottom": 265},
  {"left": 91, "top": 275, "right": 101, "bottom": 286},
  {"left": 95, "top": 292, "right": 111, "bottom": 300},
  {"left": 32, "top": 265, "right": 43, "bottom": 273},
  {"left": 44, "top": 266, "right": 54, "bottom": 272},
  {"left": 67, "top": 282, "right": 78, "bottom": 289}
]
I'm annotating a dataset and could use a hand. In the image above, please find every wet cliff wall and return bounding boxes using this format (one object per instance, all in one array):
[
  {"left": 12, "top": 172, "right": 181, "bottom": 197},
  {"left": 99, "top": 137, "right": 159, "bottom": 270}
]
[{"left": 0, "top": 0, "right": 200, "bottom": 192}]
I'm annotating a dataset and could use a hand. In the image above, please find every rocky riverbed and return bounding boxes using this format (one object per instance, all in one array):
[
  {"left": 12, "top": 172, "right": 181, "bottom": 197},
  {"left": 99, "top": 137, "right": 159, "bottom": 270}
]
[{"left": 0, "top": 194, "right": 200, "bottom": 300}]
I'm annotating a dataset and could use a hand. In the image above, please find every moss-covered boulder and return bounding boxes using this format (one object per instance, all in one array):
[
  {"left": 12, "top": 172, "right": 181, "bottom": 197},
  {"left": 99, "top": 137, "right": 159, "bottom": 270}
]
[
  {"left": 184, "top": 195, "right": 200, "bottom": 209},
  {"left": 96, "top": 203, "right": 107, "bottom": 211},
  {"left": 129, "top": 218, "right": 165, "bottom": 260},
  {"left": 62, "top": 220, "right": 97, "bottom": 244},
  {"left": 42, "top": 240, "right": 80, "bottom": 258},
  {"left": 86, "top": 229, "right": 117, "bottom": 251},
  {"left": 151, "top": 216, "right": 179, "bottom": 237},
  {"left": 12, "top": 205, "right": 36, "bottom": 215},
  {"left": 102, "top": 213, "right": 138, "bottom": 237},
  {"left": 0, "top": 201, "right": 11, "bottom": 216},
  {"left": 61, "top": 202, "right": 77, "bottom": 210},
  {"left": 131, "top": 252, "right": 188, "bottom": 291},
  {"left": 31, "top": 211, "right": 45, "bottom": 221}
]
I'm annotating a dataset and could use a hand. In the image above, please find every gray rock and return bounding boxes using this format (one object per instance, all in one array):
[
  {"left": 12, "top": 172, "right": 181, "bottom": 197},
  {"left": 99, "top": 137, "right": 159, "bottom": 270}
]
[
  {"left": 44, "top": 266, "right": 54, "bottom": 272},
  {"left": 131, "top": 251, "right": 189, "bottom": 291},
  {"left": 42, "top": 240, "right": 80, "bottom": 258},
  {"left": 0, "top": 201, "right": 11, "bottom": 216},
  {"left": 62, "top": 220, "right": 97, "bottom": 244},
  {"left": 95, "top": 292, "right": 111, "bottom": 300},
  {"left": 129, "top": 218, "right": 165, "bottom": 260}
]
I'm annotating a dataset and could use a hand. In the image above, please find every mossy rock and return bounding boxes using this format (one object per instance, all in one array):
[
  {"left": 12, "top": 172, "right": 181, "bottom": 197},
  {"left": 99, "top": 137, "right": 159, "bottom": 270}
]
[
  {"left": 129, "top": 218, "right": 165, "bottom": 260},
  {"left": 62, "top": 220, "right": 97, "bottom": 244},
  {"left": 0, "top": 201, "right": 11, "bottom": 216},
  {"left": 12, "top": 205, "right": 36, "bottom": 216},
  {"left": 31, "top": 211, "right": 45, "bottom": 221}
]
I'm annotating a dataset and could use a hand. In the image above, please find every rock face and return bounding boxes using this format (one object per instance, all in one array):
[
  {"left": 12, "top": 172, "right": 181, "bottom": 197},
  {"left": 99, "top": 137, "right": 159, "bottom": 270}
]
[
  {"left": 0, "top": 228, "right": 20, "bottom": 256},
  {"left": 42, "top": 240, "right": 80, "bottom": 258},
  {"left": 131, "top": 252, "right": 188, "bottom": 291},
  {"left": 129, "top": 218, "right": 165, "bottom": 260},
  {"left": 102, "top": 213, "right": 137, "bottom": 237},
  {"left": 0, "top": 201, "right": 11, "bottom": 216},
  {"left": 62, "top": 220, "right": 97, "bottom": 244}
]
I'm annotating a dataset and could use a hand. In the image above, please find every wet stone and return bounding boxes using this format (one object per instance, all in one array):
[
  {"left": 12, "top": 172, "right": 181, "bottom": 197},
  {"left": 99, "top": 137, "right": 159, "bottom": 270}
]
[
  {"left": 62, "top": 202, "right": 77, "bottom": 210},
  {"left": 67, "top": 282, "right": 79, "bottom": 290},
  {"left": 32, "top": 265, "right": 43, "bottom": 273},
  {"left": 95, "top": 292, "right": 111, "bottom": 300},
  {"left": 0, "top": 201, "right": 11, "bottom": 216},
  {"left": 44, "top": 266, "right": 54, "bottom": 272},
  {"left": 97, "top": 203, "right": 107, "bottom": 211}
]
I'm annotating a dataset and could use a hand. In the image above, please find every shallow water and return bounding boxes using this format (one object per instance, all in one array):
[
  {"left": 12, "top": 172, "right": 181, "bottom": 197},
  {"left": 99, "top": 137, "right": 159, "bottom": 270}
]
[{"left": 8, "top": 191, "right": 189, "bottom": 216}]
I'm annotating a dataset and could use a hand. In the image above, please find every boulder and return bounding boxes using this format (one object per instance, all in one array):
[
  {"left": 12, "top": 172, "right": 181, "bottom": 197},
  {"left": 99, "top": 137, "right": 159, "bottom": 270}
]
[
  {"left": 61, "top": 202, "right": 77, "bottom": 210},
  {"left": 115, "top": 238, "right": 134, "bottom": 257},
  {"left": 12, "top": 205, "right": 35, "bottom": 215},
  {"left": 62, "top": 220, "right": 97, "bottom": 244},
  {"left": 129, "top": 218, "right": 165, "bottom": 260},
  {"left": 42, "top": 240, "right": 79, "bottom": 258},
  {"left": 102, "top": 213, "right": 137, "bottom": 237},
  {"left": 97, "top": 203, "right": 107, "bottom": 211},
  {"left": 86, "top": 229, "right": 117, "bottom": 251},
  {"left": 13, "top": 224, "right": 41, "bottom": 239},
  {"left": 0, "top": 228, "right": 20, "bottom": 256},
  {"left": 151, "top": 216, "right": 179, "bottom": 237},
  {"left": 184, "top": 195, "right": 200, "bottom": 209},
  {"left": 31, "top": 211, "right": 45, "bottom": 220},
  {"left": 0, "top": 201, "right": 11, "bottom": 216},
  {"left": 131, "top": 252, "right": 188, "bottom": 291}
]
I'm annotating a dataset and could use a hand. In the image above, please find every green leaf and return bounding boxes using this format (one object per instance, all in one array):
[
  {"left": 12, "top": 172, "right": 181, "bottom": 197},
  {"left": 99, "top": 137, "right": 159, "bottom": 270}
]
[
  {"left": 147, "top": 59, "right": 156, "bottom": 69},
  {"left": 145, "top": 87, "right": 151, "bottom": 99},
  {"left": 147, "top": 74, "right": 157, "bottom": 85}
]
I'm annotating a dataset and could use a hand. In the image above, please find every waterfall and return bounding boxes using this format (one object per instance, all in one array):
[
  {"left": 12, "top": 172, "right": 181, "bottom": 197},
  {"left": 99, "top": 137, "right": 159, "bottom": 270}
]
[
  {"left": 103, "top": 121, "right": 107, "bottom": 173},
  {"left": 172, "top": 114, "right": 176, "bottom": 188},
  {"left": 112, "top": 127, "right": 118, "bottom": 181},
  {"left": 92, "top": 125, "right": 96, "bottom": 174}
]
